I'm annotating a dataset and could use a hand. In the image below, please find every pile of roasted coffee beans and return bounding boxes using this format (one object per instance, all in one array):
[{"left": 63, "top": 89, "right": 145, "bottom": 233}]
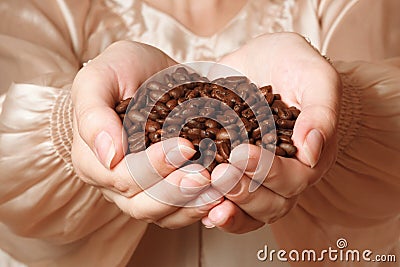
[{"left": 115, "top": 67, "right": 300, "bottom": 171}]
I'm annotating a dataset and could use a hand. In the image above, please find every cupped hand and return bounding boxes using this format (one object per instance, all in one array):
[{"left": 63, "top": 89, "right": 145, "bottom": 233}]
[
  {"left": 202, "top": 33, "right": 341, "bottom": 233},
  {"left": 71, "top": 41, "right": 220, "bottom": 228}
]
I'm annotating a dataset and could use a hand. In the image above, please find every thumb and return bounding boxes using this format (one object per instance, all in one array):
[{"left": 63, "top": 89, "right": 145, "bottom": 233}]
[
  {"left": 72, "top": 41, "right": 177, "bottom": 169},
  {"left": 292, "top": 67, "right": 341, "bottom": 168},
  {"left": 73, "top": 105, "right": 125, "bottom": 169}
]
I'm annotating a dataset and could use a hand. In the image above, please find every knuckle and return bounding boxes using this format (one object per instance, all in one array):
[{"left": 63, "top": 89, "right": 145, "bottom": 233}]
[
  {"left": 112, "top": 176, "right": 130, "bottom": 193},
  {"left": 125, "top": 203, "right": 157, "bottom": 223},
  {"left": 155, "top": 220, "right": 180, "bottom": 230},
  {"left": 281, "top": 179, "right": 307, "bottom": 198},
  {"left": 268, "top": 197, "right": 297, "bottom": 223},
  {"left": 187, "top": 207, "right": 209, "bottom": 220},
  {"left": 128, "top": 208, "right": 148, "bottom": 221},
  {"left": 231, "top": 191, "right": 254, "bottom": 205},
  {"left": 227, "top": 186, "right": 254, "bottom": 205}
]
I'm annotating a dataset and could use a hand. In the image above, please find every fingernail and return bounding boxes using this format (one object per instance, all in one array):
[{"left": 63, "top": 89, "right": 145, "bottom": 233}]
[
  {"left": 208, "top": 206, "right": 226, "bottom": 225},
  {"left": 202, "top": 217, "right": 216, "bottom": 229},
  {"left": 303, "top": 129, "right": 324, "bottom": 168},
  {"left": 249, "top": 179, "right": 262, "bottom": 193},
  {"left": 165, "top": 145, "right": 196, "bottom": 167},
  {"left": 94, "top": 131, "right": 116, "bottom": 169},
  {"left": 180, "top": 173, "right": 210, "bottom": 194}
]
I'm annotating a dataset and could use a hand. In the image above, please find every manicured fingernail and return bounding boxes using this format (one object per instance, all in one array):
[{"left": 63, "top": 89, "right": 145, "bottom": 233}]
[
  {"left": 94, "top": 131, "right": 115, "bottom": 169},
  {"left": 208, "top": 206, "right": 226, "bottom": 225},
  {"left": 303, "top": 129, "right": 324, "bottom": 168},
  {"left": 165, "top": 145, "right": 196, "bottom": 167},
  {"left": 202, "top": 217, "right": 216, "bottom": 229},
  {"left": 180, "top": 173, "right": 209, "bottom": 194}
]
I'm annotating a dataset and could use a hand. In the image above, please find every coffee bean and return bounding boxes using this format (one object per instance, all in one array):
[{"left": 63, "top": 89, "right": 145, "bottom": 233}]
[
  {"left": 259, "top": 85, "right": 272, "bottom": 96},
  {"left": 127, "top": 110, "right": 146, "bottom": 123},
  {"left": 205, "top": 128, "right": 218, "bottom": 139},
  {"left": 275, "top": 146, "right": 287, "bottom": 156},
  {"left": 149, "top": 131, "right": 162, "bottom": 143},
  {"left": 200, "top": 107, "right": 215, "bottom": 117},
  {"left": 262, "top": 133, "right": 277, "bottom": 144},
  {"left": 265, "top": 93, "right": 274, "bottom": 105},
  {"left": 276, "top": 119, "right": 295, "bottom": 129},
  {"left": 216, "top": 128, "right": 230, "bottom": 141},
  {"left": 205, "top": 119, "right": 218, "bottom": 129},
  {"left": 175, "top": 67, "right": 189, "bottom": 75},
  {"left": 278, "top": 135, "right": 293, "bottom": 144},
  {"left": 128, "top": 132, "right": 146, "bottom": 153},
  {"left": 169, "top": 86, "right": 185, "bottom": 99},
  {"left": 277, "top": 129, "right": 293, "bottom": 137},
  {"left": 165, "top": 99, "right": 178, "bottom": 110},
  {"left": 289, "top": 106, "right": 301, "bottom": 118},
  {"left": 271, "top": 100, "right": 286, "bottom": 112},
  {"left": 278, "top": 108, "right": 293, "bottom": 120},
  {"left": 163, "top": 74, "right": 174, "bottom": 88},
  {"left": 115, "top": 98, "right": 131, "bottom": 114},
  {"left": 279, "top": 142, "right": 297, "bottom": 157},
  {"left": 211, "top": 77, "right": 226, "bottom": 85},
  {"left": 147, "top": 111, "right": 159, "bottom": 121},
  {"left": 245, "top": 95, "right": 257, "bottom": 106},
  {"left": 241, "top": 108, "right": 255, "bottom": 119},
  {"left": 154, "top": 102, "right": 169, "bottom": 117},
  {"left": 172, "top": 72, "right": 189, "bottom": 83},
  {"left": 145, "top": 120, "right": 161, "bottom": 132},
  {"left": 149, "top": 90, "right": 164, "bottom": 102},
  {"left": 166, "top": 124, "right": 180, "bottom": 133},
  {"left": 186, "top": 89, "right": 199, "bottom": 99},
  {"left": 225, "top": 76, "right": 248, "bottom": 84},
  {"left": 252, "top": 127, "right": 262, "bottom": 139},
  {"left": 241, "top": 117, "right": 254, "bottom": 132},
  {"left": 181, "top": 108, "right": 198, "bottom": 116},
  {"left": 236, "top": 82, "right": 250, "bottom": 92},
  {"left": 215, "top": 153, "right": 227, "bottom": 164},
  {"left": 187, "top": 128, "right": 202, "bottom": 137},
  {"left": 255, "top": 139, "right": 262, "bottom": 146},
  {"left": 185, "top": 119, "right": 202, "bottom": 129},
  {"left": 146, "top": 81, "right": 162, "bottom": 91},
  {"left": 217, "top": 142, "right": 231, "bottom": 160},
  {"left": 232, "top": 139, "right": 241, "bottom": 148}
]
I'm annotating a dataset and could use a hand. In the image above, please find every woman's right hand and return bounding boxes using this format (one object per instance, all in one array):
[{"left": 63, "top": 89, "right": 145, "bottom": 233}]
[{"left": 71, "top": 41, "right": 221, "bottom": 228}]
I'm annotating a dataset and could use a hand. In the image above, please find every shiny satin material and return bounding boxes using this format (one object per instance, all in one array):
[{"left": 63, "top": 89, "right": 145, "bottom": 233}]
[{"left": 0, "top": 0, "right": 399, "bottom": 266}]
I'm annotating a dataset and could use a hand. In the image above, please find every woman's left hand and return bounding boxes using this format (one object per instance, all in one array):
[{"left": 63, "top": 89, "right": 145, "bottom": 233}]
[{"left": 201, "top": 33, "right": 341, "bottom": 233}]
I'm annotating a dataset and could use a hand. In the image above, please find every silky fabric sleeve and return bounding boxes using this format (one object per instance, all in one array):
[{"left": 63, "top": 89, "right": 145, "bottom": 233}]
[
  {"left": 271, "top": 59, "right": 400, "bottom": 267},
  {"left": 0, "top": 1, "right": 147, "bottom": 266}
]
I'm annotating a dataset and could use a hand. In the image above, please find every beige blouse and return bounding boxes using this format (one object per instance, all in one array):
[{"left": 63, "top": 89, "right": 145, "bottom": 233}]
[{"left": 0, "top": 0, "right": 399, "bottom": 266}]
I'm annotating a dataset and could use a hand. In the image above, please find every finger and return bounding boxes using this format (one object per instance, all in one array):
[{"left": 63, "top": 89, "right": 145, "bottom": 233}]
[
  {"left": 72, "top": 41, "right": 177, "bottom": 169},
  {"left": 211, "top": 163, "right": 296, "bottom": 223},
  {"left": 154, "top": 189, "right": 223, "bottom": 229},
  {"left": 126, "top": 137, "right": 197, "bottom": 190},
  {"left": 229, "top": 144, "right": 329, "bottom": 198},
  {"left": 72, "top": 136, "right": 196, "bottom": 198},
  {"left": 290, "top": 53, "right": 340, "bottom": 168},
  {"left": 202, "top": 199, "right": 264, "bottom": 234},
  {"left": 101, "top": 164, "right": 211, "bottom": 222}
]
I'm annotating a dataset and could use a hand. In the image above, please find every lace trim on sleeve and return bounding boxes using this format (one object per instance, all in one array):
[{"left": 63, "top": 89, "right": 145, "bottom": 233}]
[
  {"left": 51, "top": 89, "right": 74, "bottom": 167},
  {"left": 337, "top": 73, "right": 362, "bottom": 153}
]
